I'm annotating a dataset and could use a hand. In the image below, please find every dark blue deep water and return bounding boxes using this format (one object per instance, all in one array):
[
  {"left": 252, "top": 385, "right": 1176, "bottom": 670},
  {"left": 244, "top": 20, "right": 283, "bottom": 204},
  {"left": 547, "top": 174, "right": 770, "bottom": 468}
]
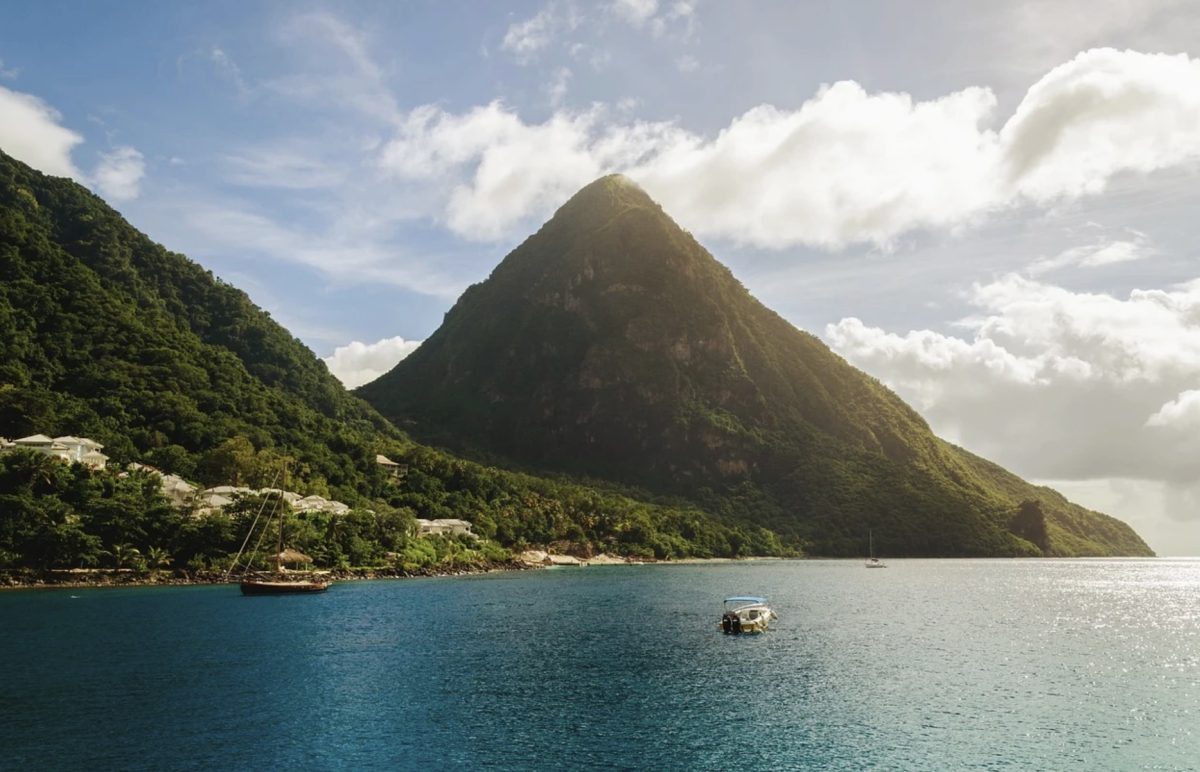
[{"left": 1, "top": 559, "right": 1198, "bottom": 770}]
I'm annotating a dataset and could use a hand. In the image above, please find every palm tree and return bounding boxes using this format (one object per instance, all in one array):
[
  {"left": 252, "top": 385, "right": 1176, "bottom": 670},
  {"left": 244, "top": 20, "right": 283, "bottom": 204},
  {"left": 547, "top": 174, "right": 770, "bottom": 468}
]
[
  {"left": 109, "top": 543, "right": 143, "bottom": 571},
  {"left": 146, "top": 546, "right": 172, "bottom": 571}
]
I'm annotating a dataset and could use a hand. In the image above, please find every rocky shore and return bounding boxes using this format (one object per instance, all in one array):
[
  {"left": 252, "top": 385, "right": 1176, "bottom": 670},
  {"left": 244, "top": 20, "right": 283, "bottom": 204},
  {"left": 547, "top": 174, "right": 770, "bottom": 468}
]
[
  {"left": 0, "top": 554, "right": 774, "bottom": 590},
  {"left": 0, "top": 561, "right": 536, "bottom": 590}
]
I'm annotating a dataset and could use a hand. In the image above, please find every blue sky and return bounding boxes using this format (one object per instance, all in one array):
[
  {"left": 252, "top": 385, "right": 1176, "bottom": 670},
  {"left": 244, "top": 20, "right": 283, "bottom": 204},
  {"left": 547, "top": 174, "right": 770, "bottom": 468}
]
[{"left": 4, "top": 0, "right": 1200, "bottom": 553}]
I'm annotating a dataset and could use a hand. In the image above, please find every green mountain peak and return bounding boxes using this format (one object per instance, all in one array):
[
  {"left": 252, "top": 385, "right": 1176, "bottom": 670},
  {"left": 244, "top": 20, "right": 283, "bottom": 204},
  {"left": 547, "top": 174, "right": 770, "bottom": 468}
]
[{"left": 360, "top": 176, "right": 1153, "bottom": 558}]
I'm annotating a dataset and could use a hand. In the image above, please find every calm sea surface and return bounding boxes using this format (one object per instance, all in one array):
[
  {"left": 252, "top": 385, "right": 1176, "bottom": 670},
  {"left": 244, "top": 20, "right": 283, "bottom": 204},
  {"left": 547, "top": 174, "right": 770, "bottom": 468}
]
[{"left": 1, "top": 559, "right": 1197, "bottom": 770}]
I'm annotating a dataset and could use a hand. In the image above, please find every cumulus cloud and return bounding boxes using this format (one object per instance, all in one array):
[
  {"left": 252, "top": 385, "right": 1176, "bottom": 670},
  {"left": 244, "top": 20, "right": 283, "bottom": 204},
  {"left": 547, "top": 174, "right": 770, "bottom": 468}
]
[
  {"left": 378, "top": 101, "right": 685, "bottom": 240},
  {"left": 0, "top": 84, "right": 83, "bottom": 178},
  {"left": 636, "top": 82, "right": 1005, "bottom": 248},
  {"left": 826, "top": 274, "right": 1200, "bottom": 490},
  {"left": 1002, "top": 48, "right": 1200, "bottom": 201},
  {"left": 1146, "top": 389, "right": 1200, "bottom": 428},
  {"left": 373, "top": 48, "right": 1200, "bottom": 250},
  {"left": 93, "top": 146, "right": 145, "bottom": 202},
  {"left": 322, "top": 336, "right": 422, "bottom": 388},
  {"left": 0, "top": 83, "right": 147, "bottom": 202}
]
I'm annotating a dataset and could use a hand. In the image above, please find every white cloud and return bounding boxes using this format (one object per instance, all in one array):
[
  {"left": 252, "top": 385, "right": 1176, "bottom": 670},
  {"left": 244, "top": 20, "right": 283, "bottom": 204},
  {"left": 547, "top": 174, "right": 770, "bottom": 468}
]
[
  {"left": 93, "top": 146, "right": 145, "bottom": 202},
  {"left": 0, "top": 83, "right": 147, "bottom": 202},
  {"left": 611, "top": 0, "right": 658, "bottom": 28},
  {"left": 377, "top": 101, "right": 685, "bottom": 240},
  {"left": 502, "top": 3, "right": 580, "bottom": 61},
  {"left": 369, "top": 48, "right": 1200, "bottom": 250},
  {"left": 0, "top": 59, "right": 18, "bottom": 79},
  {"left": 1146, "top": 389, "right": 1200, "bottom": 428},
  {"left": 322, "top": 336, "right": 422, "bottom": 388},
  {"left": 636, "top": 82, "right": 1005, "bottom": 249},
  {"left": 0, "top": 84, "right": 83, "bottom": 178},
  {"left": 1002, "top": 48, "right": 1200, "bottom": 202},
  {"left": 1027, "top": 232, "right": 1152, "bottom": 275},
  {"left": 610, "top": 0, "right": 698, "bottom": 38},
  {"left": 826, "top": 273, "right": 1200, "bottom": 488},
  {"left": 675, "top": 55, "right": 699, "bottom": 73},
  {"left": 503, "top": 6, "right": 556, "bottom": 56},
  {"left": 650, "top": 0, "right": 699, "bottom": 39}
]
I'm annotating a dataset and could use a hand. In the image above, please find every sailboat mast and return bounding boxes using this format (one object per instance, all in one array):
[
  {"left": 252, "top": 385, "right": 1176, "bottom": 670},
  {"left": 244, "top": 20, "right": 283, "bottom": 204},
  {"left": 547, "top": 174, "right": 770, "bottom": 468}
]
[{"left": 276, "top": 462, "right": 286, "bottom": 573}]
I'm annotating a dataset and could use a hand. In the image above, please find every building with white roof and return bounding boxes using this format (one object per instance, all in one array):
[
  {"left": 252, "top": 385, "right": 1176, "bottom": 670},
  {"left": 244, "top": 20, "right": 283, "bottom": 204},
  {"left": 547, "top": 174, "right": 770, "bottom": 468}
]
[
  {"left": 416, "top": 518, "right": 474, "bottom": 537},
  {"left": 3, "top": 433, "right": 108, "bottom": 469}
]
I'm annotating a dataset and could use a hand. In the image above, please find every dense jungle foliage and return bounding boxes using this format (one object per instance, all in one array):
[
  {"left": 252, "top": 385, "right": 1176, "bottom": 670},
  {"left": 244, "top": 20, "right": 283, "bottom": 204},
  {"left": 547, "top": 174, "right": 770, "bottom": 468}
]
[
  {"left": 0, "top": 447, "right": 781, "bottom": 571},
  {"left": 361, "top": 175, "right": 1152, "bottom": 557},
  {"left": 0, "top": 150, "right": 779, "bottom": 567}
]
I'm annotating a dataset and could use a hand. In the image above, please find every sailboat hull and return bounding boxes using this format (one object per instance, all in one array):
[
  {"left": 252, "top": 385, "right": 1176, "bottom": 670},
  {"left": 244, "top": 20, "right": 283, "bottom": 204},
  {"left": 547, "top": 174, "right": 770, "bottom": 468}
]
[{"left": 239, "top": 580, "right": 329, "bottom": 595}]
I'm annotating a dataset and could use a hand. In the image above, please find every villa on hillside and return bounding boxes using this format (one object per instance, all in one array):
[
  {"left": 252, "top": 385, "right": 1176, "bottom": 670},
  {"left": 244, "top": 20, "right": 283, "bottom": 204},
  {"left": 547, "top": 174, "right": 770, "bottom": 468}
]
[
  {"left": 416, "top": 518, "right": 474, "bottom": 537},
  {"left": 0, "top": 434, "right": 109, "bottom": 470},
  {"left": 376, "top": 454, "right": 407, "bottom": 479}
]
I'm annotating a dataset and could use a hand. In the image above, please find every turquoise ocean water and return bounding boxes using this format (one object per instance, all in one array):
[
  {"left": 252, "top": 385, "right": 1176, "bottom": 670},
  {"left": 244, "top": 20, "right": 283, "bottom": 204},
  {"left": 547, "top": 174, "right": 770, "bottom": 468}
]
[{"left": 1, "top": 559, "right": 1197, "bottom": 770}]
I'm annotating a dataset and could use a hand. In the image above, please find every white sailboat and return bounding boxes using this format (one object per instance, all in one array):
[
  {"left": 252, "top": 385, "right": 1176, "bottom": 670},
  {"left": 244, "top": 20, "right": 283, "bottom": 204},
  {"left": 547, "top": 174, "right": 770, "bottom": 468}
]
[{"left": 865, "top": 530, "right": 886, "bottom": 568}]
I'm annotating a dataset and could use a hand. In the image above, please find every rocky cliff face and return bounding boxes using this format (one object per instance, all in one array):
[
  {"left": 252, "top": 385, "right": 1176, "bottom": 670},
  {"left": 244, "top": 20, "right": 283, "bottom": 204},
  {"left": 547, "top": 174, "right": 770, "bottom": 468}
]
[{"left": 360, "top": 175, "right": 1152, "bottom": 557}]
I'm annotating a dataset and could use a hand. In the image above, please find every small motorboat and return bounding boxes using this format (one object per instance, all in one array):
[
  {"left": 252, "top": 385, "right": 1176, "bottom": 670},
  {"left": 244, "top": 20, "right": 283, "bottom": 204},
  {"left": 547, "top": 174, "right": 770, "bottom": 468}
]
[{"left": 720, "top": 596, "right": 777, "bottom": 634}]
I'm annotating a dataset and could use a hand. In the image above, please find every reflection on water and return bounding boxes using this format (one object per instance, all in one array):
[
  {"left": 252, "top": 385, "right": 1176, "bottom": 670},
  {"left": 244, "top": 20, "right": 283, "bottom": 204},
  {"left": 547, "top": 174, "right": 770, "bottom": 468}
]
[{"left": 1, "top": 559, "right": 1197, "bottom": 770}]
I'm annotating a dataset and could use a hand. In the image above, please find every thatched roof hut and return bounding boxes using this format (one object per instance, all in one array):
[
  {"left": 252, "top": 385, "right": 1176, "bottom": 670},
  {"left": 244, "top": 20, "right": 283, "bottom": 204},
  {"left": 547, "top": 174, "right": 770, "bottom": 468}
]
[{"left": 274, "top": 548, "right": 313, "bottom": 565}]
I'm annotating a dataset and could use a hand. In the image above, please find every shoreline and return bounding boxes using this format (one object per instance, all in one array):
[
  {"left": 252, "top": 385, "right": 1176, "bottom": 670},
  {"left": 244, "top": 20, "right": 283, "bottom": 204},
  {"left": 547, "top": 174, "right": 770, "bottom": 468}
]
[
  {"left": 0, "top": 561, "right": 537, "bottom": 591},
  {"left": 0, "top": 555, "right": 783, "bottom": 591}
]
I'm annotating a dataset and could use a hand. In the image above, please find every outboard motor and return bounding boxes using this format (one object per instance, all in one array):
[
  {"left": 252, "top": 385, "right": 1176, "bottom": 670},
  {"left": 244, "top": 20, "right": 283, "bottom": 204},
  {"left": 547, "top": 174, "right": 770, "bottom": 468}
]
[
  {"left": 721, "top": 614, "right": 732, "bottom": 634},
  {"left": 731, "top": 615, "right": 742, "bottom": 634}
]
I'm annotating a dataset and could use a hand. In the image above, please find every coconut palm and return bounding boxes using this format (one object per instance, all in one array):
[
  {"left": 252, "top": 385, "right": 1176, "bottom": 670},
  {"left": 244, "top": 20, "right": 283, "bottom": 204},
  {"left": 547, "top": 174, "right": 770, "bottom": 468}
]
[
  {"left": 109, "top": 543, "right": 143, "bottom": 570},
  {"left": 146, "top": 546, "right": 172, "bottom": 570}
]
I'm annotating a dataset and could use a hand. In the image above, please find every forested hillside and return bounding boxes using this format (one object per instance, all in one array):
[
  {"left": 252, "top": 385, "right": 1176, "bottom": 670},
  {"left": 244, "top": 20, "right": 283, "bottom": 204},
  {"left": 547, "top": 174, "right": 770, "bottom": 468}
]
[{"left": 0, "top": 150, "right": 778, "bottom": 569}]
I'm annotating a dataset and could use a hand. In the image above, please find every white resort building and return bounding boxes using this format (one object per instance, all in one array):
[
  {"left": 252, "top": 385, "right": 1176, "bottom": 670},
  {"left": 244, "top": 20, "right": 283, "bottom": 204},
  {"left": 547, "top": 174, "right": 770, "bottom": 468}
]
[
  {"left": 0, "top": 434, "right": 109, "bottom": 470},
  {"left": 416, "top": 518, "right": 474, "bottom": 537}
]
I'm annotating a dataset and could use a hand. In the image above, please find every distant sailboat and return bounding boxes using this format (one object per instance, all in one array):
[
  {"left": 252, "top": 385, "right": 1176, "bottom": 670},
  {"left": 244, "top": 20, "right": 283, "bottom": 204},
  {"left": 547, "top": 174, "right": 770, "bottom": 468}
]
[{"left": 865, "top": 529, "right": 886, "bottom": 568}]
